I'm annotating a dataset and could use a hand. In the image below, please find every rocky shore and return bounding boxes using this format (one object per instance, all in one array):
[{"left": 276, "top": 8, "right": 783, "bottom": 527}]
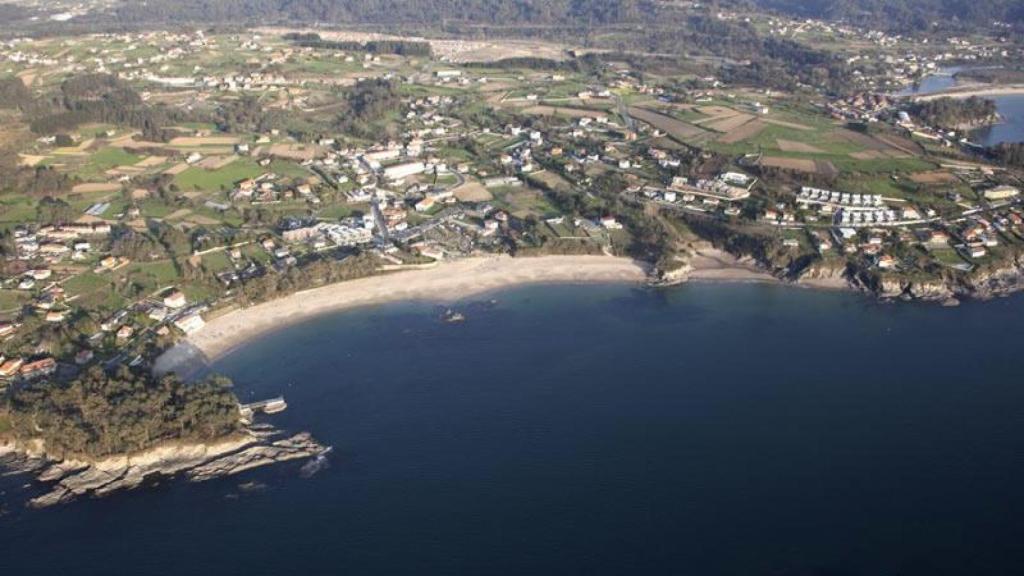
[
  {"left": 796, "top": 256, "right": 1024, "bottom": 304},
  {"left": 2, "top": 426, "right": 328, "bottom": 508}
]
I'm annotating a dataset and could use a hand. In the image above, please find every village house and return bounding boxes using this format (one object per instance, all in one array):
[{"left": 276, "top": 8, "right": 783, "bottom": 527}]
[
  {"left": 163, "top": 290, "right": 187, "bottom": 309},
  {"left": 19, "top": 357, "right": 57, "bottom": 380},
  {"left": 0, "top": 357, "right": 24, "bottom": 378},
  {"left": 174, "top": 312, "right": 206, "bottom": 335}
]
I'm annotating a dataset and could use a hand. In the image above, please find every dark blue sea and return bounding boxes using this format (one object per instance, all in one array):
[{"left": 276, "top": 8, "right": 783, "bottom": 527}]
[{"left": 3, "top": 283, "right": 1024, "bottom": 575}]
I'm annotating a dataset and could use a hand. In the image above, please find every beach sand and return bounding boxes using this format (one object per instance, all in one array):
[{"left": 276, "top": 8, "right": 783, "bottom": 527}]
[
  {"left": 154, "top": 252, "right": 814, "bottom": 376},
  {"left": 156, "top": 256, "right": 649, "bottom": 372},
  {"left": 685, "top": 248, "right": 779, "bottom": 283}
]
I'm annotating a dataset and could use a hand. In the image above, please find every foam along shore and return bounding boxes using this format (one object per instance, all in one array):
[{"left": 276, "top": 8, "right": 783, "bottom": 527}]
[{"left": 160, "top": 255, "right": 652, "bottom": 369}]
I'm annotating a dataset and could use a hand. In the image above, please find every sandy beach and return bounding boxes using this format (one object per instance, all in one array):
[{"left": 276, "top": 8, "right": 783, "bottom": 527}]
[
  {"left": 685, "top": 249, "right": 779, "bottom": 283},
  {"left": 158, "top": 256, "right": 649, "bottom": 370},
  {"left": 153, "top": 251, "right": 809, "bottom": 375}
]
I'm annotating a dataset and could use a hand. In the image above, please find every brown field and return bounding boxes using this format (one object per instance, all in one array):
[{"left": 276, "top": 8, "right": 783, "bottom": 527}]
[
  {"left": 53, "top": 138, "right": 95, "bottom": 156},
  {"left": 874, "top": 133, "right": 924, "bottom": 157},
  {"left": 197, "top": 155, "right": 238, "bottom": 170},
  {"left": 163, "top": 162, "right": 191, "bottom": 175},
  {"left": 910, "top": 170, "right": 958, "bottom": 184},
  {"left": 695, "top": 106, "right": 736, "bottom": 118},
  {"left": 18, "top": 154, "right": 47, "bottom": 167},
  {"left": 529, "top": 170, "right": 574, "bottom": 192},
  {"left": 628, "top": 107, "right": 710, "bottom": 144},
  {"left": 169, "top": 136, "right": 240, "bottom": 147},
  {"left": 521, "top": 106, "right": 609, "bottom": 119},
  {"left": 118, "top": 138, "right": 169, "bottom": 150},
  {"left": 777, "top": 139, "right": 826, "bottom": 154},
  {"left": 106, "top": 166, "right": 145, "bottom": 177},
  {"left": 850, "top": 150, "right": 887, "bottom": 160},
  {"left": 717, "top": 120, "right": 766, "bottom": 144},
  {"left": 834, "top": 129, "right": 912, "bottom": 158},
  {"left": 762, "top": 118, "right": 814, "bottom": 131},
  {"left": 268, "top": 144, "right": 322, "bottom": 161},
  {"left": 16, "top": 70, "right": 36, "bottom": 87},
  {"left": 452, "top": 181, "right": 493, "bottom": 202},
  {"left": 815, "top": 160, "right": 839, "bottom": 178},
  {"left": 71, "top": 183, "right": 120, "bottom": 194},
  {"left": 186, "top": 214, "right": 221, "bottom": 226},
  {"left": 165, "top": 208, "right": 193, "bottom": 221},
  {"left": 135, "top": 156, "right": 168, "bottom": 168},
  {"left": 761, "top": 156, "right": 836, "bottom": 176},
  {"left": 705, "top": 113, "right": 754, "bottom": 133}
]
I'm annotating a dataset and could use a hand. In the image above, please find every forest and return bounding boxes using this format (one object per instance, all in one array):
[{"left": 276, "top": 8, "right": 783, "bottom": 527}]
[
  {"left": 2, "top": 367, "right": 242, "bottom": 459},
  {"left": 908, "top": 97, "right": 999, "bottom": 130}
]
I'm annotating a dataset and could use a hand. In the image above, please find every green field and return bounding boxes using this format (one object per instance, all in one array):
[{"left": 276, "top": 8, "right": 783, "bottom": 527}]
[
  {"left": 76, "top": 147, "right": 142, "bottom": 180},
  {"left": 63, "top": 272, "right": 114, "bottom": 299},
  {"left": 0, "top": 289, "right": 29, "bottom": 312},
  {"left": 174, "top": 158, "right": 265, "bottom": 191},
  {"left": 0, "top": 194, "right": 38, "bottom": 226}
]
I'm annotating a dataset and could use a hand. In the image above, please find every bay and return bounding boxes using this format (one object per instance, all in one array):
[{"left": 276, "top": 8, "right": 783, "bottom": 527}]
[{"left": 2, "top": 283, "right": 1024, "bottom": 575}]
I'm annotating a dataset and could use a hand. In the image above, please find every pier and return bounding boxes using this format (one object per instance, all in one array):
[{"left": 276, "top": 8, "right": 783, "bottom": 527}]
[{"left": 240, "top": 396, "right": 288, "bottom": 420}]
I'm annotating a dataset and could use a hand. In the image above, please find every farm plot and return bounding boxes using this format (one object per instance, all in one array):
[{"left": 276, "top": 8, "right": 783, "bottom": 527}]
[
  {"left": 704, "top": 113, "right": 755, "bottom": 133},
  {"left": 717, "top": 120, "right": 766, "bottom": 144},
  {"left": 777, "top": 139, "right": 826, "bottom": 154},
  {"left": 628, "top": 107, "right": 711, "bottom": 145}
]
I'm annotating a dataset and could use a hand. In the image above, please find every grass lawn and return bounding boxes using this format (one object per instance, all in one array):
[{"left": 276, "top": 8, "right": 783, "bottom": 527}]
[
  {"left": 118, "top": 261, "right": 181, "bottom": 293},
  {"left": 318, "top": 203, "right": 354, "bottom": 220},
  {"left": 0, "top": 289, "right": 29, "bottom": 312},
  {"left": 931, "top": 247, "right": 969, "bottom": 267},
  {"left": 201, "top": 251, "right": 234, "bottom": 273},
  {"left": 64, "top": 272, "right": 114, "bottom": 298},
  {"left": 137, "top": 199, "right": 180, "bottom": 219},
  {"left": 269, "top": 159, "right": 311, "bottom": 179}
]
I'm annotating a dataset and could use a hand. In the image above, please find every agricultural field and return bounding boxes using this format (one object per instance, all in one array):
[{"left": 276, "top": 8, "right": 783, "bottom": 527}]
[{"left": 173, "top": 158, "right": 267, "bottom": 192}]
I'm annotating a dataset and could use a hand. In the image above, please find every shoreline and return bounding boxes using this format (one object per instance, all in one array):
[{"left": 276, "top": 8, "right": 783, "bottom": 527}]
[
  {"left": 906, "top": 83, "right": 1024, "bottom": 101},
  {"left": 154, "top": 252, "right": 853, "bottom": 376},
  {"left": 156, "top": 255, "right": 652, "bottom": 372}
]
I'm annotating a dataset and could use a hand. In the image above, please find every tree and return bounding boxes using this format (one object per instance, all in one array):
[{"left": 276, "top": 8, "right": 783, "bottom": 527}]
[
  {"left": 36, "top": 197, "right": 75, "bottom": 225},
  {"left": 4, "top": 366, "right": 242, "bottom": 459}
]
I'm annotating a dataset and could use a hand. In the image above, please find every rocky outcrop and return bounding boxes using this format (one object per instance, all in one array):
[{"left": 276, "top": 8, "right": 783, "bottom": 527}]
[
  {"left": 22, "top": 428, "right": 328, "bottom": 508},
  {"left": 958, "top": 258, "right": 1024, "bottom": 299},
  {"left": 188, "top": 433, "right": 324, "bottom": 481},
  {"left": 795, "top": 263, "right": 852, "bottom": 290},
  {"left": 907, "top": 280, "right": 955, "bottom": 302}
]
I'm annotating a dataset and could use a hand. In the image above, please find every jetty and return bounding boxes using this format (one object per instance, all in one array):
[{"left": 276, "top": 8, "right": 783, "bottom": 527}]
[{"left": 240, "top": 396, "right": 288, "bottom": 420}]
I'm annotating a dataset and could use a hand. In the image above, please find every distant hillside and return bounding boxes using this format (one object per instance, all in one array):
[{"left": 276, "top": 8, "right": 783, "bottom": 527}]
[
  {"left": 9, "top": 0, "right": 1021, "bottom": 37},
  {"left": 103, "top": 0, "right": 1023, "bottom": 30},
  {"left": 747, "top": 0, "right": 1023, "bottom": 30},
  {"left": 108, "top": 0, "right": 663, "bottom": 28}
]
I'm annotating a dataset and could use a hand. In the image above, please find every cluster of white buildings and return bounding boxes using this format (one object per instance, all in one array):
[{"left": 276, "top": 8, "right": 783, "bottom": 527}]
[{"left": 798, "top": 187, "right": 885, "bottom": 209}]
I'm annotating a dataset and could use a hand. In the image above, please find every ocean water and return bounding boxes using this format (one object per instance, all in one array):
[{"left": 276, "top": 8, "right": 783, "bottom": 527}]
[
  {"left": 971, "top": 94, "right": 1024, "bottom": 147},
  {"left": 3, "top": 283, "right": 1024, "bottom": 575},
  {"left": 898, "top": 67, "right": 1024, "bottom": 146}
]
